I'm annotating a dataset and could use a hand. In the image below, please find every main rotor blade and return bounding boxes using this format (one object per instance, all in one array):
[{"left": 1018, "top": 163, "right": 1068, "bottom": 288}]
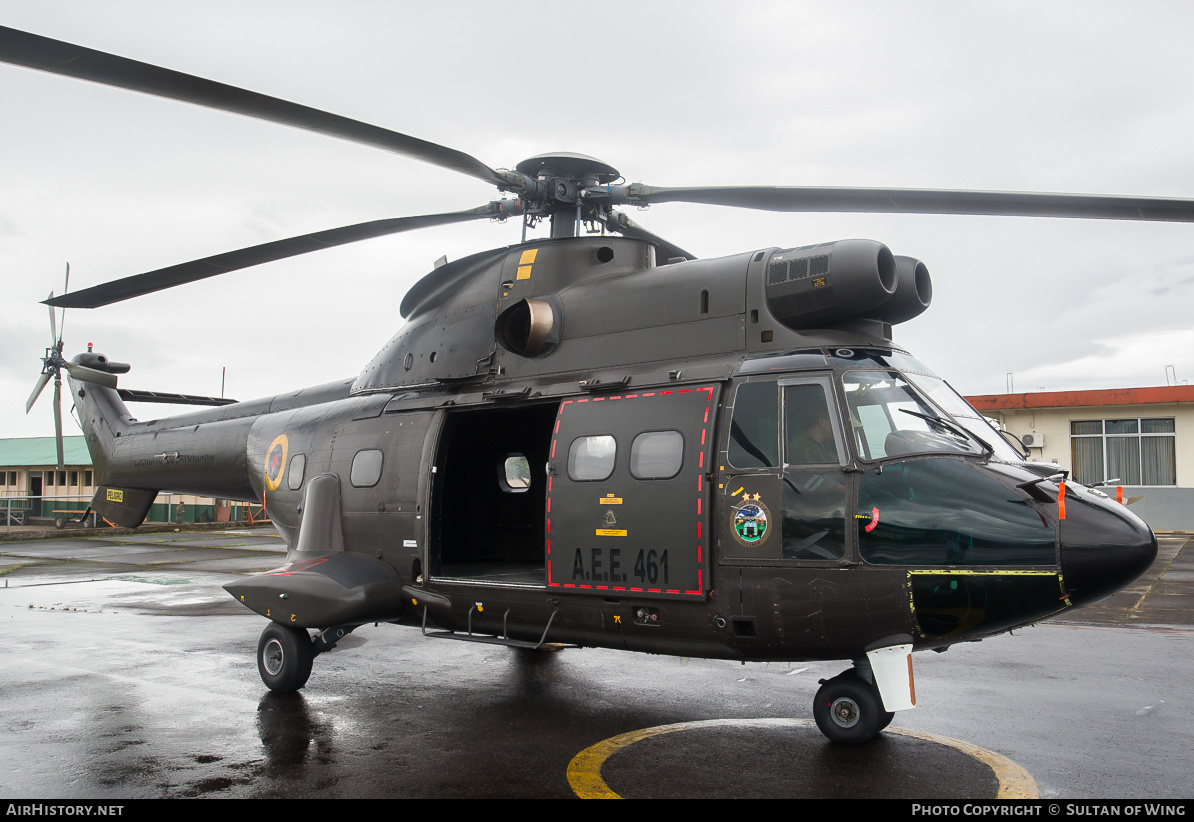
[
  {"left": 0, "top": 26, "right": 504, "bottom": 186},
  {"left": 53, "top": 379, "right": 64, "bottom": 471},
  {"left": 64, "top": 363, "right": 119, "bottom": 389},
  {"left": 45, "top": 202, "right": 515, "bottom": 309},
  {"left": 26, "top": 371, "right": 52, "bottom": 414},
  {"left": 47, "top": 293, "right": 57, "bottom": 344},
  {"left": 607, "top": 211, "right": 696, "bottom": 262},
  {"left": 622, "top": 185, "right": 1194, "bottom": 222}
]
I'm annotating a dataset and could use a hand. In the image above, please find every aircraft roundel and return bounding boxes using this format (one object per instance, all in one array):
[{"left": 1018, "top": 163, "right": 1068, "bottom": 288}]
[{"left": 264, "top": 434, "right": 288, "bottom": 491}]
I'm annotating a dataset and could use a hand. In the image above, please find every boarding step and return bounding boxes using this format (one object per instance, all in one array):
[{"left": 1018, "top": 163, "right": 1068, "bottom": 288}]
[{"left": 405, "top": 585, "right": 578, "bottom": 650}]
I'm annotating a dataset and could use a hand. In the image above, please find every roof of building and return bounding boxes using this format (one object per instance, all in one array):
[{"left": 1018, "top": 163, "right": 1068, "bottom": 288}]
[
  {"left": 967, "top": 385, "right": 1194, "bottom": 412},
  {"left": 0, "top": 436, "right": 93, "bottom": 468}
]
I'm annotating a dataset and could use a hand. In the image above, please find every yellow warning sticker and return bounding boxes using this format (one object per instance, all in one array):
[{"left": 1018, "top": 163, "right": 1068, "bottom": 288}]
[
  {"left": 106, "top": 488, "right": 123, "bottom": 502},
  {"left": 517, "top": 265, "right": 533, "bottom": 280},
  {"left": 519, "top": 249, "right": 538, "bottom": 264},
  {"left": 596, "top": 529, "right": 628, "bottom": 537},
  {"left": 600, "top": 494, "right": 623, "bottom": 505}
]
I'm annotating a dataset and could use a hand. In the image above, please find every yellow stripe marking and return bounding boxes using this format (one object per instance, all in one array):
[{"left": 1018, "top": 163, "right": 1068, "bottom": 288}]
[
  {"left": 567, "top": 718, "right": 1037, "bottom": 799},
  {"left": 519, "top": 248, "right": 538, "bottom": 264},
  {"left": 907, "top": 570, "right": 1058, "bottom": 577},
  {"left": 516, "top": 265, "right": 533, "bottom": 280}
]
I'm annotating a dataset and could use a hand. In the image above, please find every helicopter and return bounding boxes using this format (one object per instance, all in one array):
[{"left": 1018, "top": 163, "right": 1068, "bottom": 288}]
[{"left": 4, "top": 24, "right": 1180, "bottom": 745}]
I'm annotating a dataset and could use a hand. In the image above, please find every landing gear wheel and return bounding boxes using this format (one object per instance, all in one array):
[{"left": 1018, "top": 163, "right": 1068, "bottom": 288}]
[
  {"left": 257, "top": 623, "right": 314, "bottom": 692},
  {"left": 813, "top": 670, "right": 894, "bottom": 744}
]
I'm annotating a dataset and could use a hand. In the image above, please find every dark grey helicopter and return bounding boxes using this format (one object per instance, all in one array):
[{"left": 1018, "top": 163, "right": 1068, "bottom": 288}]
[{"left": 6, "top": 24, "right": 1178, "bottom": 744}]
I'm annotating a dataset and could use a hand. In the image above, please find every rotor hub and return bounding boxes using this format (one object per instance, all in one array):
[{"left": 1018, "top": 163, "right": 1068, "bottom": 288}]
[{"left": 514, "top": 153, "right": 620, "bottom": 185}]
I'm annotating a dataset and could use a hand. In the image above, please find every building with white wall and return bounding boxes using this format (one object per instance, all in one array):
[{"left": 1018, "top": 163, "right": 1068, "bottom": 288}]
[
  {"left": 0, "top": 436, "right": 254, "bottom": 526},
  {"left": 967, "top": 386, "right": 1194, "bottom": 530}
]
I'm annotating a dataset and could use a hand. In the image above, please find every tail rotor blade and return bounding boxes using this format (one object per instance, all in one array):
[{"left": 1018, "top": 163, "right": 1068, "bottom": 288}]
[
  {"left": 26, "top": 371, "right": 52, "bottom": 413},
  {"left": 47, "top": 292, "right": 57, "bottom": 344},
  {"left": 59, "top": 263, "right": 69, "bottom": 341},
  {"left": 53, "top": 378, "right": 64, "bottom": 470},
  {"left": 65, "top": 362, "right": 118, "bottom": 389}
]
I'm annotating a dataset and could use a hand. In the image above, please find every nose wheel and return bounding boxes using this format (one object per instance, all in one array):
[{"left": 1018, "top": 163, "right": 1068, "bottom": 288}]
[
  {"left": 813, "top": 669, "right": 894, "bottom": 744},
  {"left": 257, "top": 623, "right": 315, "bottom": 692}
]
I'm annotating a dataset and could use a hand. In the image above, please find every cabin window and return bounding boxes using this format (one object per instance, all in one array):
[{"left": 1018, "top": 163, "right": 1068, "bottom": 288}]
[
  {"left": 630, "top": 431, "right": 684, "bottom": 480},
  {"left": 728, "top": 381, "right": 779, "bottom": 469},
  {"left": 350, "top": 449, "right": 384, "bottom": 488},
  {"left": 501, "top": 455, "right": 532, "bottom": 493},
  {"left": 287, "top": 454, "right": 306, "bottom": 490},
  {"left": 568, "top": 435, "right": 616, "bottom": 481}
]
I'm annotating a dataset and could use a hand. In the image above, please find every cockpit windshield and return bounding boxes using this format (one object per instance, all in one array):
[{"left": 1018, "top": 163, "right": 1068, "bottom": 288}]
[
  {"left": 843, "top": 370, "right": 985, "bottom": 460},
  {"left": 900, "top": 372, "right": 1025, "bottom": 462}
]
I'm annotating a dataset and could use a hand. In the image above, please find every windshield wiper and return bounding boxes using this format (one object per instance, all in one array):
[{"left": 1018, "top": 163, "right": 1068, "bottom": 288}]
[{"left": 899, "top": 408, "right": 993, "bottom": 457}]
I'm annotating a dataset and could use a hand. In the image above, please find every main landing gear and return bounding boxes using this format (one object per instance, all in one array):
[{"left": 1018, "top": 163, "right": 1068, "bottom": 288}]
[
  {"left": 256, "top": 622, "right": 357, "bottom": 692},
  {"left": 813, "top": 667, "right": 894, "bottom": 744}
]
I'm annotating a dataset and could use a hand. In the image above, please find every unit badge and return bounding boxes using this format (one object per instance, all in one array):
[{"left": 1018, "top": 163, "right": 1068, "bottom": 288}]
[{"left": 732, "top": 492, "right": 771, "bottom": 546}]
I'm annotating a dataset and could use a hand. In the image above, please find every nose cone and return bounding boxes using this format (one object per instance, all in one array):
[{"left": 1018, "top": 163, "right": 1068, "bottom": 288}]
[{"left": 1061, "top": 486, "right": 1158, "bottom": 608}]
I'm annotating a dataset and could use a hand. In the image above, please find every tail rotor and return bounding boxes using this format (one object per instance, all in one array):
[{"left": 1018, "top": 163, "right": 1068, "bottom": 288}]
[{"left": 26, "top": 264, "right": 117, "bottom": 470}]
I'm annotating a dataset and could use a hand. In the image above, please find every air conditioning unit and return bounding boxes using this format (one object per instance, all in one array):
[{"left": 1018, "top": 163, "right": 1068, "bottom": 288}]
[{"left": 1020, "top": 432, "right": 1045, "bottom": 448}]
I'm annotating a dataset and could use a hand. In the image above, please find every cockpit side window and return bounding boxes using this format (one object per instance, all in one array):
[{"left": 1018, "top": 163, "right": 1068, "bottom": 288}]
[
  {"left": 784, "top": 383, "right": 843, "bottom": 466},
  {"left": 728, "top": 381, "right": 779, "bottom": 469}
]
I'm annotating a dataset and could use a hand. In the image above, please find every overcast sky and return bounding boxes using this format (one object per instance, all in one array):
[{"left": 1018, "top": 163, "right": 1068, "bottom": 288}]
[{"left": 3, "top": 1, "right": 1194, "bottom": 441}]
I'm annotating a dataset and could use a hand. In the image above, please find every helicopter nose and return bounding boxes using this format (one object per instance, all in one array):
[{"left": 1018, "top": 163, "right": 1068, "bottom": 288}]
[{"left": 1059, "top": 485, "right": 1158, "bottom": 608}]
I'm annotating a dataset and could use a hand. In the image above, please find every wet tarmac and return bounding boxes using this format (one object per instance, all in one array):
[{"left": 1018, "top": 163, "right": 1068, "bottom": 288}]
[{"left": 1, "top": 528, "right": 1191, "bottom": 799}]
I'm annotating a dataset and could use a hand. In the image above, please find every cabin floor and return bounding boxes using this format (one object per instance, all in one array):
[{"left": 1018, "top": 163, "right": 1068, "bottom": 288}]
[{"left": 434, "top": 561, "right": 546, "bottom": 587}]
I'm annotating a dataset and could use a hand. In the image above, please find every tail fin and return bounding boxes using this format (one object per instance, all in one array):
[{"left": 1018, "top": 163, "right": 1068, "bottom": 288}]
[
  {"left": 69, "top": 357, "right": 157, "bottom": 528},
  {"left": 91, "top": 485, "right": 156, "bottom": 528}
]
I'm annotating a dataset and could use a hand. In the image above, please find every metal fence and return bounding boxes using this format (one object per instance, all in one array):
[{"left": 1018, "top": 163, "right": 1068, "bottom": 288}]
[{"left": 2, "top": 494, "right": 266, "bottom": 531}]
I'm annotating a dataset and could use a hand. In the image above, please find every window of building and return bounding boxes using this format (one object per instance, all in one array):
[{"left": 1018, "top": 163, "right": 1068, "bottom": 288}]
[
  {"left": 69, "top": 471, "right": 78, "bottom": 487},
  {"left": 1071, "top": 418, "right": 1176, "bottom": 486},
  {"left": 83, "top": 471, "right": 92, "bottom": 487}
]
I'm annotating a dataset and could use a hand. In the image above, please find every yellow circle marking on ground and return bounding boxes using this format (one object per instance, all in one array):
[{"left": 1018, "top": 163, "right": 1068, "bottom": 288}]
[{"left": 567, "top": 718, "right": 1038, "bottom": 799}]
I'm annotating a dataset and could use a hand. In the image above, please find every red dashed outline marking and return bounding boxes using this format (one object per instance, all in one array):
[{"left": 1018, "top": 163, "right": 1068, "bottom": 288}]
[{"left": 546, "top": 386, "right": 716, "bottom": 600}]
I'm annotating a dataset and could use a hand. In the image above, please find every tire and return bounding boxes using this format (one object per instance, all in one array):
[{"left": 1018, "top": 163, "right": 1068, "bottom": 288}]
[
  {"left": 813, "top": 670, "right": 894, "bottom": 744},
  {"left": 257, "top": 623, "right": 315, "bottom": 692},
  {"left": 54, "top": 514, "right": 67, "bottom": 529}
]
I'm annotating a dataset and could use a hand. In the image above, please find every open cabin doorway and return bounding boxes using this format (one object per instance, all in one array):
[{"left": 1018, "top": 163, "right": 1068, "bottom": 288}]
[{"left": 430, "top": 402, "right": 558, "bottom": 585}]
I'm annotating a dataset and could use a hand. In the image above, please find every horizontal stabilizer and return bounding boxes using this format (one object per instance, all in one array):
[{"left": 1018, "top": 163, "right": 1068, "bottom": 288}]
[{"left": 117, "top": 388, "right": 237, "bottom": 406}]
